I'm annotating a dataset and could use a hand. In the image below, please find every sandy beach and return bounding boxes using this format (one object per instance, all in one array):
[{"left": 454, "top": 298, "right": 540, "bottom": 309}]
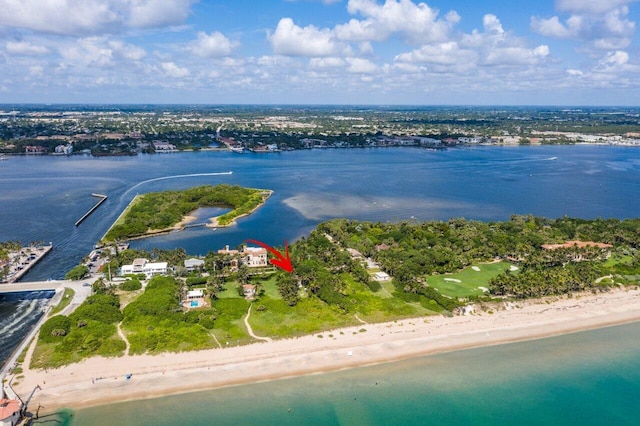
[{"left": 13, "top": 286, "right": 640, "bottom": 411}]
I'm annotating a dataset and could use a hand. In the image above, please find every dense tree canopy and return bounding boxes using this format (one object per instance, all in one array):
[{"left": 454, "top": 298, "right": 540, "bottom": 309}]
[{"left": 104, "top": 184, "right": 271, "bottom": 241}]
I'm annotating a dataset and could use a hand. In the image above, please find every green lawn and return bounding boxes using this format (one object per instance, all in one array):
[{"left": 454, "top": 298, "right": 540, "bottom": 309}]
[{"left": 427, "top": 262, "right": 514, "bottom": 298}]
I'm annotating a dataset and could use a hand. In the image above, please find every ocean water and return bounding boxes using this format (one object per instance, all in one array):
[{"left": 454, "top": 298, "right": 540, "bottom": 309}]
[
  {"left": 0, "top": 290, "right": 53, "bottom": 366},
  {"left": 63, "top": 322, "right": 640, "bottom": 425}
]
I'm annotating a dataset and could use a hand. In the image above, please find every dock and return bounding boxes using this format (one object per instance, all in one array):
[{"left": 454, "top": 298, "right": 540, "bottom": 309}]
[
  {"left": 2, "top": 244, "right": 53, "bottom": 283},
  {"left": 75, "top": 193, "right": 107, "bottom": 226}
]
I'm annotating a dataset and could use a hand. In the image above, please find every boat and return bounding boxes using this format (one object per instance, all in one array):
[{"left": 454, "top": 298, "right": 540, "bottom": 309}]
[
  {"left": 230, "top": 147, "right": 245, "bottom": 154},
  {"left": 0, "top": 157, "right": 7, "bottom": 161}
]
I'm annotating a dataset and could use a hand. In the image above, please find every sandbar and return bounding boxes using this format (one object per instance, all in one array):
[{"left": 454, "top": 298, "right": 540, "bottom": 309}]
[{"left": 13, "top": 286, "right": 640, "bottom": 411}]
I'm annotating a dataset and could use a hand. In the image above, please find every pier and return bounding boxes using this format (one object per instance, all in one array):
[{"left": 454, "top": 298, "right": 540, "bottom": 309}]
[{"left": 75, "top": 193, "right": 107, "bottom": 226}]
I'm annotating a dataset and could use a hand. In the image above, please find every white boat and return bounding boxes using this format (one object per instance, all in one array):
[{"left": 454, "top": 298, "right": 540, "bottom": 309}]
[{"left": 230, "top": 147, "right": 245, "bottom": 153}]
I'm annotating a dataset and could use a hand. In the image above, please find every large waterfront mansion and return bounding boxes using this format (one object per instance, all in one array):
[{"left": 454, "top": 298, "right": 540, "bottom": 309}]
[
  {"left": 217, "top": 245, "right": 268, "bottom": 270},
  {"left": 119, "top": 245, "right": 268, "bottom": 279}
]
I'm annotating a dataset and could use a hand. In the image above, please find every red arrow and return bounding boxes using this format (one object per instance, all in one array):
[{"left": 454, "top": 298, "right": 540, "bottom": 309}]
[{"left": 244, "top": 239, "right": 293, "bottom": 273}]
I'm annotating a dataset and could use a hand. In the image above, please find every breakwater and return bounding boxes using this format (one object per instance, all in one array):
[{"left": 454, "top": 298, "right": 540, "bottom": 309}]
[{"left": 75, "top": 193, "right": 107, "bottom": 227}]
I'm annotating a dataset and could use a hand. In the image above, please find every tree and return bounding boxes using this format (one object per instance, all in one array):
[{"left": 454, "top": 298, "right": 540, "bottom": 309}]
[
  {"left": 237, "top": 265, "right": 250, "bottom": 285},
  {"left": 65, "top": 264, "right": 89, "bottom": 280}
]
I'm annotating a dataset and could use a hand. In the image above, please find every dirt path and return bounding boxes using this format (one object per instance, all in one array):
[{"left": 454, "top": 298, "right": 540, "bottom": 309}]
[
  {"left": 117, "top": 323, "right": 130, "bottom": 356},
  {"left": 244, "top": 304, "right": 272, "bottom": 342},
  {"left": 354, "top": 313, "right": 368, "bottom": 325}
]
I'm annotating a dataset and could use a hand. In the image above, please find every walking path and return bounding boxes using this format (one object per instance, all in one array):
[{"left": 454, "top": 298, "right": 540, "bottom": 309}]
[
  {"left": 354, "top": 313, "right": 368, "bottom": 324},
  {"left": 116, "top": 323, "right": 130, "bottom": 356},
  {"left": 243, "top": 304, "right": 272, "bottom": 342}
]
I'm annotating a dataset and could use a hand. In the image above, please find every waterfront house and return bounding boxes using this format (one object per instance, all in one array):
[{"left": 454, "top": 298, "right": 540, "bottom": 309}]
[
  {"left": 218, "top": 245, "right": 268, "bottom": 270},
  {"left": 243, "top": 247, "right": 268, "bottom": 267},
  {"left": 184, "top": 258, "right": 205, "bottom": 271},
  {"left": 120, "top": 258, "right": 168, "bottom": 279},
  {"left": 24, "top": 145, "right": 46, "bottom": 154}
]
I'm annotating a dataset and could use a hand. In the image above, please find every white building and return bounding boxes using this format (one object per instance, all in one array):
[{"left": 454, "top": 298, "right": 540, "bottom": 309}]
[
  {"left": 54, "top": 144, "right": 73, "bottom": 155},
  {"left": 187, "top": 289, "right": 204, "bottom": 299},
  {"left": 121, "top": 258, "right": 168, "bottom": 279},
  {"left": 184, "top": 258, "right": 205, "bottom": 271},
  {"left": 153, "top": 141, "right": 177, "bottom": 152},
  {"left": 373, "top": 271, "right": 391, "bottom": 282}
]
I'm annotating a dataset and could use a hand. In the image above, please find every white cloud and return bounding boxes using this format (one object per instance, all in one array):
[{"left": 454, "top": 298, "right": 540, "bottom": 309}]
[
  {"left": 29, "top": 65, "right": 44, "bottom": 76},
  {"left": 0, "top": 0, "right": 196, "bottom": 36},
  {"left": 126, "top": 0, "right": 195, "bottom": 29},
  {"left": 335, "top": 0, "right": 460, "bottom": 44},
  {"left": 394, "top": 41, "right": 476, "bottom": 66},
  {"left": 309, "top": 57, "right": 346, "bottom": 69},
  {"left": 531, "top": 1, "right": 635, "bottom": 50},
  {"left": 161, "top": 61, "right": 190, "bottom": 78},
  {"left": 600, "top": 50, "right": 629, "bottom": 66},
  {"left": 59, "top": 38, "right": 115, "bottom": 68},
  {"left": 108, "top": 40, "right": 146, "bottom": 61},
  {"left": 396, "top": 14, "right": 548, "bottom": 70},
  {"left": 346, "top": 57, "right": 377, "bottom": 73},
  {"left": 188, "top": 31, "right": 238, "bottom": 58},
  {"left": 556, "top": 0, "right": 636, "bottom": 15},
  {"left": 5, "top": 40, "right": 50, "bottom": 56},
  {"left": 268, "top": 18, "right": 347, "bottom": 57}
]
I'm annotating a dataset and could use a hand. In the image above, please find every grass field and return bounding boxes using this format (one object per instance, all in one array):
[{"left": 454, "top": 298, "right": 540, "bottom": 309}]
[
  {"left": 427, "top": 261, "right": 514, "bottom": 298},
  {"left": 49, "top": 287, "right": 75, "bottom": 315}
]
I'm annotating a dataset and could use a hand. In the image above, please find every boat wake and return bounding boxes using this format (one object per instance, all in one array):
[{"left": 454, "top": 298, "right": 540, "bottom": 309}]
[{"left": 121, "top": 171, "right": 233, "bottom": 199}]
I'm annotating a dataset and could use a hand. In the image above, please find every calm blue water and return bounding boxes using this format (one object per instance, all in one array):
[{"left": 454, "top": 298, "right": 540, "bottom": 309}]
[
  {"left": 2, "top": 146, "right": 640, "bottom": 423},
  {"left": 1, "top": 146, "right": 638, "bottom": 280}
]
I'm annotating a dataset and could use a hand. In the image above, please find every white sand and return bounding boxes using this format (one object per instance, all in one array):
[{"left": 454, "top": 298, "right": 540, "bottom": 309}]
[
  {"left": 444, "top": 278, "right": 462, "bottom": 283},
  {"left": 472, "top": 266, "right": 481, "bottom": 271},
  {"left": 14, "top": 287, "right": 640, "bottom": 411}
]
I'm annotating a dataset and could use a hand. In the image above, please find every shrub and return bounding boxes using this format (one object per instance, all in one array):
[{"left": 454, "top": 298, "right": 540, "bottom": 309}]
[
  {"left": 39, "top": 315, "right": 71, "bottom": 343},
  {"left": 120, "top": 279, "right": 142, "bottom": 291}
]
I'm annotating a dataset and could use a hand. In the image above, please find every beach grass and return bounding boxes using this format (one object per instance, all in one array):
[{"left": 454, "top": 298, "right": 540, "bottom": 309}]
[
  {"left": 427, "top": 262, "right": 513, "bottom": 298},
  {"left": 49, "top": 287, "right": 75, "bottom": 316},
  {"left": 249, "top": 297, "right": 355, "bottom": 338},
  {"left": 210, "top": 298, "right": 253, "bottom": 345}
]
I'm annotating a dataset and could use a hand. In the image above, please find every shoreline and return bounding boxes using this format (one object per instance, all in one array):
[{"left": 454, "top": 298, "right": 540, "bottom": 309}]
[
  {"left": 13, "top": 286, "right": 640, "bottom": 412},
  {"left": 206, "top": 189, "right": 273, "bottom": 228}
]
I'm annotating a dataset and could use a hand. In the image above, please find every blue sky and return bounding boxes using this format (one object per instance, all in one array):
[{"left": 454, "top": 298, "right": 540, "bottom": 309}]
[{"left": 1, "top": 0, "right": 640, "bottom": 105}]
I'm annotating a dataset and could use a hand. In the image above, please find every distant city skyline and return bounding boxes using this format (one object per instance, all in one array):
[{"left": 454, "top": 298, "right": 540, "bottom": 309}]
[{"left": 1, "top": 0, "right": 640, "bottom": 105}]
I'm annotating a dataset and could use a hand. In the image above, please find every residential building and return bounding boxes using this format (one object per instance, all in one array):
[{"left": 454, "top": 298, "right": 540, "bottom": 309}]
[
  {"left": 242, "top": 247, "right": 268, "bottom": 267},
  {"left": 120, "top": 258, "right": 168, "bottom": 279},
  {"left": 184, "top": 258, "right": 205, "bottom": 271},
  {"left": 217, "top": 245, "right": 268, "bottom": 269},
  {"left": 24, "top": 145, "right": 46, "bottom": 154}
]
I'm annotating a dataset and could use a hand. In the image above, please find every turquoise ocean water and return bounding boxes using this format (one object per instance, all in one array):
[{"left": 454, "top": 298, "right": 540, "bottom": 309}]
[{"left": 58, "top": 322, "right": 640, "bottom": 425}]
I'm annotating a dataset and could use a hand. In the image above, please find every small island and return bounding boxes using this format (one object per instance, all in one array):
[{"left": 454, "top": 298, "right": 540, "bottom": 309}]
[{"left": 103, "top": 184, "right": 272, "bottom": 242}]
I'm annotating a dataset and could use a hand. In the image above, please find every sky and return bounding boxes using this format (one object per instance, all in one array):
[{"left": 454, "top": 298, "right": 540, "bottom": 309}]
[{"left": 1, "top": 0, "right": 640, "bottom": 105}]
